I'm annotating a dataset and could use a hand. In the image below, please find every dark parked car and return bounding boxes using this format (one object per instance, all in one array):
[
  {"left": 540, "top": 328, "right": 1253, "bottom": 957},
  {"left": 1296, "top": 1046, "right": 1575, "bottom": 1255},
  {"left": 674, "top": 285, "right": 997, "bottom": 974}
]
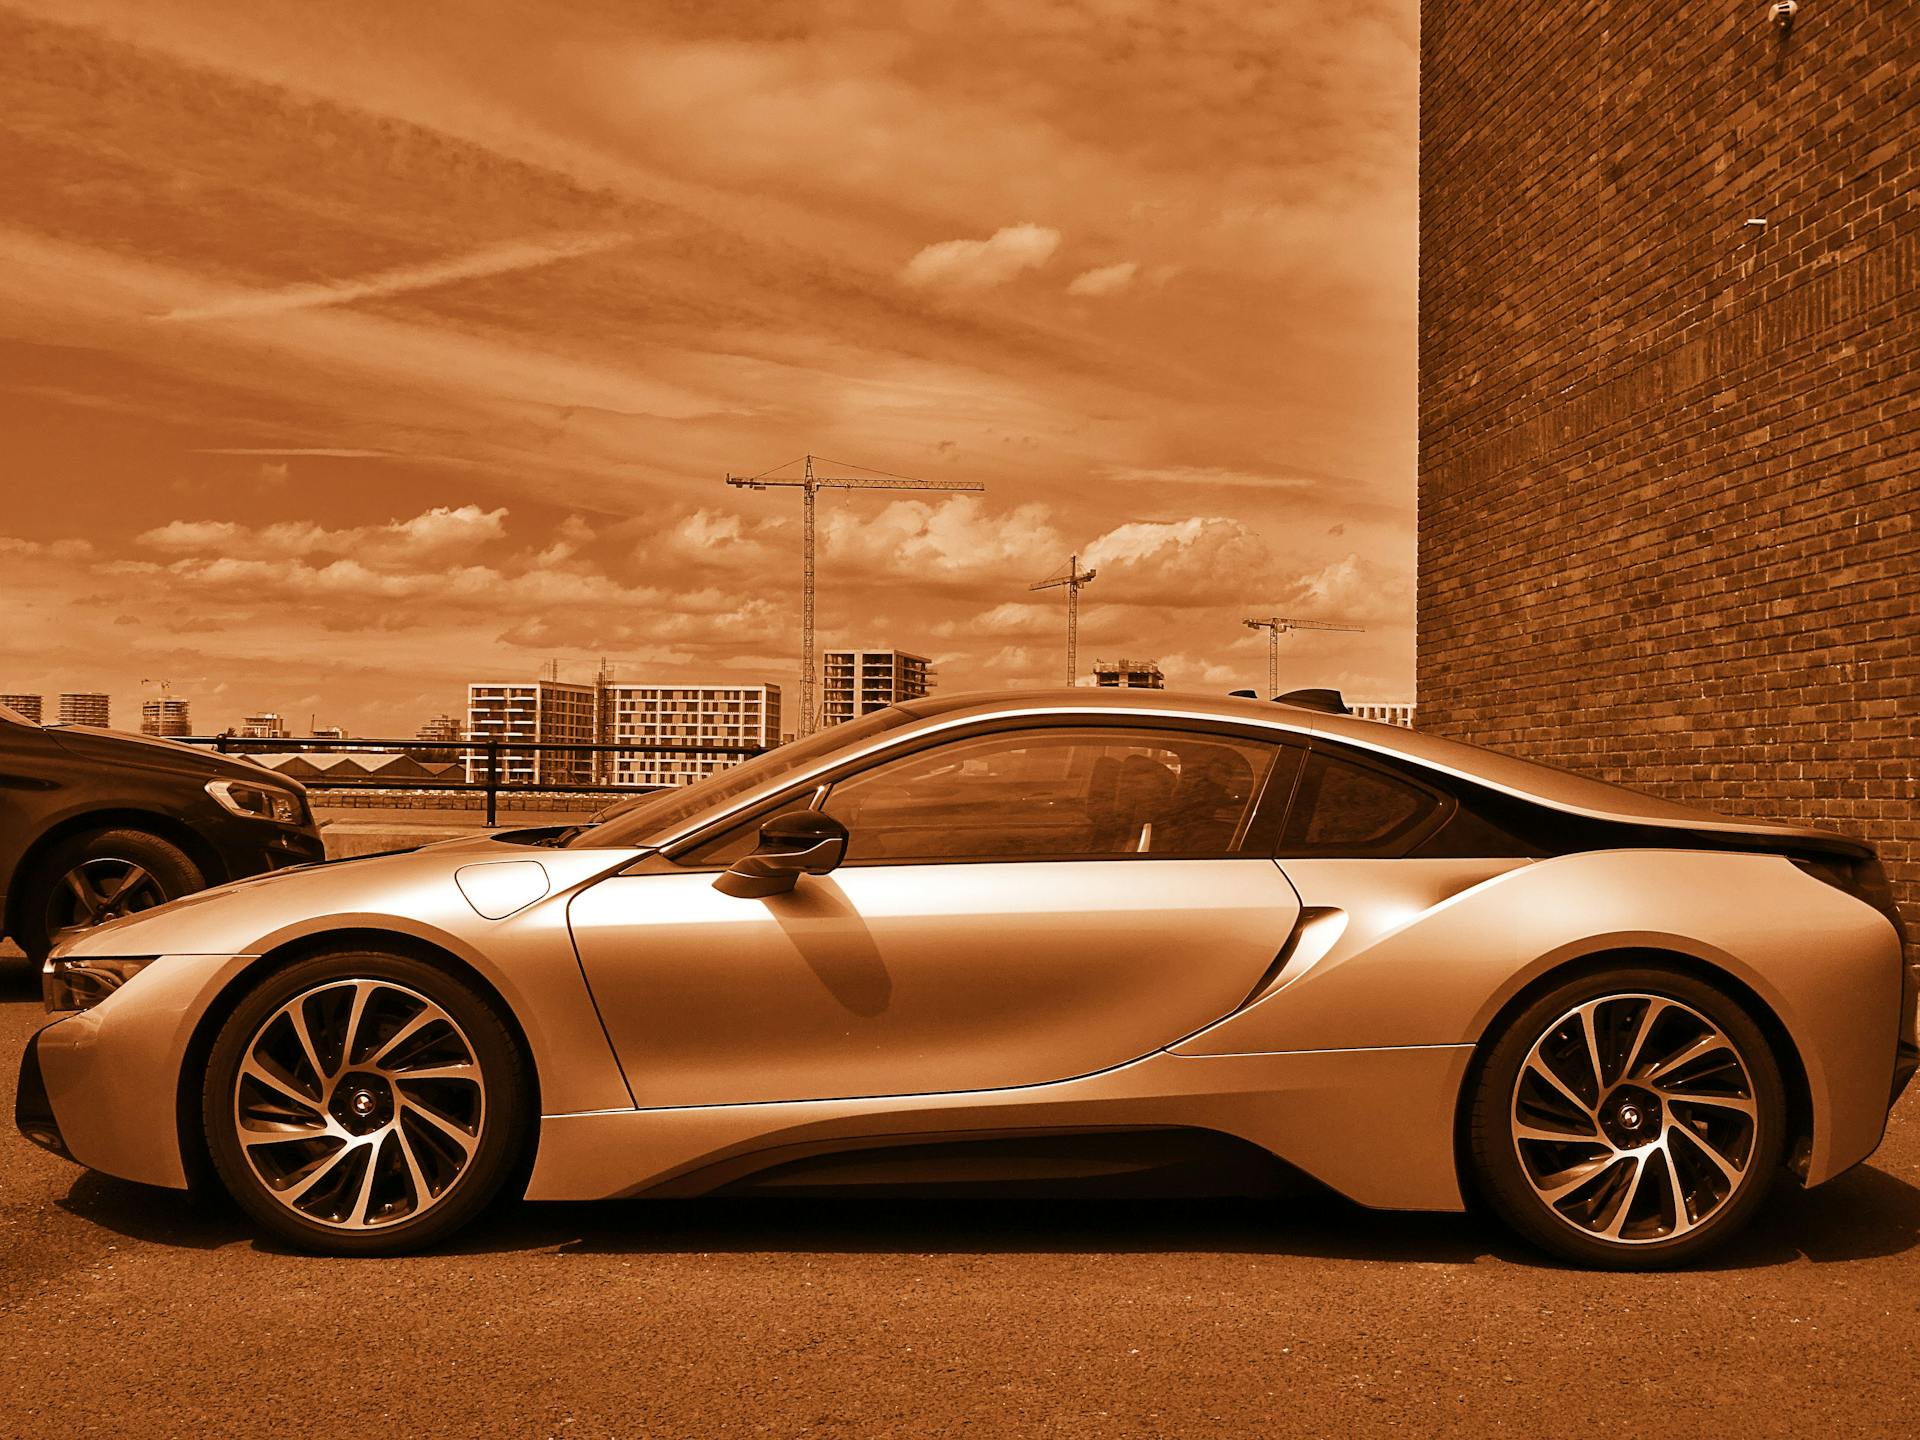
[{"left": 0, "top": 701, "right": 324, "bottom": 961}]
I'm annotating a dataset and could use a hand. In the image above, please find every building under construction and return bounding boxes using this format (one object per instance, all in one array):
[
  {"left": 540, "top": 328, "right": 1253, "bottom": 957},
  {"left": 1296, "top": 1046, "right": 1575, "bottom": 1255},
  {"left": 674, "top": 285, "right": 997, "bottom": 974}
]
[{"left": 1092, "top": 658, "right": 1164, "bottom": 690}]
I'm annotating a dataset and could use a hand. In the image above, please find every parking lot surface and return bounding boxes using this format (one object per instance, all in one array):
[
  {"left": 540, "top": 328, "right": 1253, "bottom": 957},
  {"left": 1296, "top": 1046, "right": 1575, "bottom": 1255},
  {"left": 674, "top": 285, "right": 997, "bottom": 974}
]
[{"left": 3, "top": 944, "right": 1917, "bottom": 1438}]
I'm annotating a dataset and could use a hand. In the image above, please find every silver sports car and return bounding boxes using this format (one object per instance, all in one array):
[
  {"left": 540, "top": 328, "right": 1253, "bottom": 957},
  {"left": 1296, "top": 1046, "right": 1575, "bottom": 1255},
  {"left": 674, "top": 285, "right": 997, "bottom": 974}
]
[{"left": 16, "top": 690, "right": 1916, "bottom": 1267}]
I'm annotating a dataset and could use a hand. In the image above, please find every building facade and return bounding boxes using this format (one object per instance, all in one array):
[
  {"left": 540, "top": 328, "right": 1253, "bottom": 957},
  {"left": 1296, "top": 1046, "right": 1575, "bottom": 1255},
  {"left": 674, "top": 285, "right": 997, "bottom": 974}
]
[
  {"left": 240, "top": 712, "right": 290, "bottom": 739},
  {"left": 1347, "top": 701, "right": 1415, "bottom": 729},
  {"left": 1093, "top": 658, "right": 1165, "bottom": 690},
  {"left": 1419, "top": 3, "right": 1918, "bottom": 938},
  {"left": 605, "top": 684, "right": 782, "bottom": 788},
  {"left": 1, "top": 693, "right": 42, "bottom": 722},
  {"left": 822, "top": 649, "right": 931, "bottom": 727},
  {"left": 464, "top": 680, "right": 596, "bottom": 785},
  {"left": 57, "top": 693, "right": 109, "bottom": 727},
  {"left": 140, "top": 697, "right": 191, "bottom": 736}
]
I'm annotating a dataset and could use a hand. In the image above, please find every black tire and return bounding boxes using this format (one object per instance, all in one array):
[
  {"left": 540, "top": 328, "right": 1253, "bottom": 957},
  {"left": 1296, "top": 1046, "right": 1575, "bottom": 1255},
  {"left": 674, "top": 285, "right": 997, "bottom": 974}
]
[
  {"left": 18, "top": 828, "right": 205, "bottom": 962},
  {"left": 202, "top": 950, "right": 531, "bottom": 1256},
  {"left": 1468, "top": 965, "right": 1786, "bottom": 1270}
]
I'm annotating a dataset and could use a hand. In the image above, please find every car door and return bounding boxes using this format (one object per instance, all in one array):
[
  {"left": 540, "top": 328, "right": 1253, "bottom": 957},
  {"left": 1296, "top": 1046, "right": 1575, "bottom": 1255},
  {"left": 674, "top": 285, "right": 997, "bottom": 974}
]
[{"left": 568, "top": 721, "right": 1305, "bottom": 1107}]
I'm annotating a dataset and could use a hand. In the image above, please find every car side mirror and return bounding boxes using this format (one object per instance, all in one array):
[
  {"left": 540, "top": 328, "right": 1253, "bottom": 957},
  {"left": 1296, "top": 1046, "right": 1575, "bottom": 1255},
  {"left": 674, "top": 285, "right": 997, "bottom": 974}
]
[{"left": 713, "top": 810, "right": 850, "bottom": 899}]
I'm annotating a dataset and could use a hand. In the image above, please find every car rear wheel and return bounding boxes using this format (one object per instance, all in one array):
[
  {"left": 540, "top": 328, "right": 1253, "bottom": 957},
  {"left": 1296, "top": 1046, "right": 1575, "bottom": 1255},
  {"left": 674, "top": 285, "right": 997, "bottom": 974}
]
[
  {"left": 202, "top": 950, "right": 531, "bottom": 1256},
  {"left": 19, "top": 828, "right": 204, "bottom": 962},
  {"left": 1469, "top": 966, "right": 1785, "bottom": 1269}
]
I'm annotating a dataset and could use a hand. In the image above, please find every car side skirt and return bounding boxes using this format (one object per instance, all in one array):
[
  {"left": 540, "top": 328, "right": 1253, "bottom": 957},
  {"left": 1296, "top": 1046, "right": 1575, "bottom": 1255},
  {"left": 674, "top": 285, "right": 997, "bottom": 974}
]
[{"left": 524, "top": 1044, "right": 1477, "bottom": 1212}]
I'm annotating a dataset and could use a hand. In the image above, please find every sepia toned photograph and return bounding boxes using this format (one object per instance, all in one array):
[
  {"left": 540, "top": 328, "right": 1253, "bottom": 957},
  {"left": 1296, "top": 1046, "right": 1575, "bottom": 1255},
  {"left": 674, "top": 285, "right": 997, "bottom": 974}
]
[{"left": 2, "top": 1, "right": 1915, "bottom": 1434}]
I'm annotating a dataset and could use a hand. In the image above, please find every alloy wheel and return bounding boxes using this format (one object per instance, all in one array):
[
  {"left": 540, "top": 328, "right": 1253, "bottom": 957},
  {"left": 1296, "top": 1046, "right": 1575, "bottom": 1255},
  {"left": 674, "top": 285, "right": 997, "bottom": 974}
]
[
  {"left": 1510, "top": 993, "right": 1759, "bottom": 1245},
  {"left": 46, "top": 857, "right": 169, "bottom": 941},
  {"left": 230, "top": 979, "right": 487, "bottom": 1231}
]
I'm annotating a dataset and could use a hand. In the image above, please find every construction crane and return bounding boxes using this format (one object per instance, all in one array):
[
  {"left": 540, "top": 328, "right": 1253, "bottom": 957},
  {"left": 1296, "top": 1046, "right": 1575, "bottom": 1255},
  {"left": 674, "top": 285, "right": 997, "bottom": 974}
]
[
  {"left": 726, "top": 455, "right": 984, "bottom": 736},
  {"left": 1242, "top": 616, "right": 1364, "bottom": 697},
  {"left": 1030, "top": 554, "right": 1098, "bottom": 686}
]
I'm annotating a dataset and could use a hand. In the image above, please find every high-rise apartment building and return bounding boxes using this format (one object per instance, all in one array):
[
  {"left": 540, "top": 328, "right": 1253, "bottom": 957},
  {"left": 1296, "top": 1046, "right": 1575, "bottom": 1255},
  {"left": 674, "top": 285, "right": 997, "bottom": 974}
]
[
  {"left": 465, "top": 680, "right": 596, "bottom": 785},
  {"left": 58, "top": 693, "right": 110, "bottom": 727},
  {"left": 821, "top": 649, "right": 931, "bottom": 727},
  {"left": 606, "top": 684, "right": 782, "bottom": 788},
  {"left": 1093, "top": 658, "right": 1165, "bottom": 690},
  {"left": 1, "top": 693, "right": 42, "bottom": 722},
  {"left": 141, "top": 696, "right": 192, "bottom": 736},
  {"left": 241, "top": 712, "right": 290, "bottom": 738}
]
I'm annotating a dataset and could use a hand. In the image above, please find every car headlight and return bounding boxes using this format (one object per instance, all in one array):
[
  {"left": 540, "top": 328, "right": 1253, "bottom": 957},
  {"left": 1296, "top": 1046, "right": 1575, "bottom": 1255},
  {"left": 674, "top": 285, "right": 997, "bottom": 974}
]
[
  {"left": 43, "top": 956, "right": 162, "bottom": 1013},
  {"left": 206, "top": 777, "right": 306, "bottom": 826}
]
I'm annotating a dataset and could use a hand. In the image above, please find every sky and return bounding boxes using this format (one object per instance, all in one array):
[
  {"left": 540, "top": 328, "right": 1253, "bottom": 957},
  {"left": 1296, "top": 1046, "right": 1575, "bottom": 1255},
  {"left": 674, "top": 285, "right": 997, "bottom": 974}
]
[{"left": 0, "top": 0, "right": 1418, "bottom": 737}]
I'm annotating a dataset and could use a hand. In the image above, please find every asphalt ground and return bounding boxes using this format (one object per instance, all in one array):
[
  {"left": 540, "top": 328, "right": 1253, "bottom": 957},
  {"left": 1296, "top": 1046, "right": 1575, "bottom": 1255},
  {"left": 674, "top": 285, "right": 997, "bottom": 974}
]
[{"left": 2, "top": 940, "right": 1917, "bottom": 1438}]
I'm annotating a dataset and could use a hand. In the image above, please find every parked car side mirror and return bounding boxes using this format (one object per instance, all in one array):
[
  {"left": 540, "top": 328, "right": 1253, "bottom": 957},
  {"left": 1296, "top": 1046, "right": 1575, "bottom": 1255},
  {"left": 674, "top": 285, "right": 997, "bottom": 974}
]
[{"left": 713, "top": 810, "right": 850, "bottom": 899}]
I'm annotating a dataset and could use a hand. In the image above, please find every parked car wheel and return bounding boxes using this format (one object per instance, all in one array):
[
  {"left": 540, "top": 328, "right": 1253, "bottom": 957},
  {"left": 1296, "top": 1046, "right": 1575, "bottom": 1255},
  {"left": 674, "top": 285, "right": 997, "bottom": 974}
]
[
  {"left": 202, "top": 951, "right": 531, "bottom": 1256},
  {"left": 19, "top": 828, "right": 204, "bottom": 962},
  {"left": 1469, "top": 966, "right": 1785, "bottom": 1269}
]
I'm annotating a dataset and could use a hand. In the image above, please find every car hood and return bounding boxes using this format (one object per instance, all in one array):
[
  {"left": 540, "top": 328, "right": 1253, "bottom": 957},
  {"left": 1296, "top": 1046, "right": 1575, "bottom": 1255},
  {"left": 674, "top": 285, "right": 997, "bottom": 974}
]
[
  {"left": 50, "top": 724, "right": 289, "bottom": 786},
  {"left": 56, "top": 837, "right": 644, "bottom": 958}
]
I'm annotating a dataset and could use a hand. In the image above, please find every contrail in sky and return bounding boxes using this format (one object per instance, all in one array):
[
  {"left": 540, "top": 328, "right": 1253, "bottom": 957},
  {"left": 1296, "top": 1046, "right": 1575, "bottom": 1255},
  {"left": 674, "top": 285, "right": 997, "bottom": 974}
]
[{"left": 155, "top": 231, "right": 630, "bottom": 322}]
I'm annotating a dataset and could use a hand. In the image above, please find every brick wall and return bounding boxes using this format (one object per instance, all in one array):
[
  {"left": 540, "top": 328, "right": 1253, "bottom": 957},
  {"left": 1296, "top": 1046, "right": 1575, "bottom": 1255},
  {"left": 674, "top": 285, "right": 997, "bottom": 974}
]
[{"left": 1418, "top": 1, "right": 1918, "bottom": 939}]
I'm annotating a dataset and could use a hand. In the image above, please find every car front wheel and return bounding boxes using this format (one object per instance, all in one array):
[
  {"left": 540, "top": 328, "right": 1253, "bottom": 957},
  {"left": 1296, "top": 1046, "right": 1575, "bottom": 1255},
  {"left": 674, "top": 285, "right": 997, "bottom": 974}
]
[
  {"left": 202, "top": 950, "right": 530, "bottom": 1255},
  {"left": 1469, "top": 966, "right": 1786, "bottom": 1269},
  {"left": 20, "top": 828, "right": 204, "bottom": 962}
]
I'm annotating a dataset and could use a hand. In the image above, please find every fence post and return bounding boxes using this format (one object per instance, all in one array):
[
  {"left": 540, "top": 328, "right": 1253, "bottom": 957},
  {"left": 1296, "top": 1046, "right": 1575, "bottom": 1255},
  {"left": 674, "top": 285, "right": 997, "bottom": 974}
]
[{"left": 486, "top": 740, "right": 499, "bottom": 826}]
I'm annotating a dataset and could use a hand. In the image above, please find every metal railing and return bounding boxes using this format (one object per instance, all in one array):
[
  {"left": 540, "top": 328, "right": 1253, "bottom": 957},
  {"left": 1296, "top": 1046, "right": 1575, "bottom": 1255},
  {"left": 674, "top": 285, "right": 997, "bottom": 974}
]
[{"left": 178, "top": 734, "right": 768, "bottom": 826}]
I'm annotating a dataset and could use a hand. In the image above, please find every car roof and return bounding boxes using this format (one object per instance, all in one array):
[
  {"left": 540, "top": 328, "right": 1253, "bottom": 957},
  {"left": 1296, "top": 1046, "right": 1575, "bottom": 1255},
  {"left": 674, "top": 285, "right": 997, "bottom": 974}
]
[{"left": 896, "top": 688, "right": 1845, "bottom": 847}]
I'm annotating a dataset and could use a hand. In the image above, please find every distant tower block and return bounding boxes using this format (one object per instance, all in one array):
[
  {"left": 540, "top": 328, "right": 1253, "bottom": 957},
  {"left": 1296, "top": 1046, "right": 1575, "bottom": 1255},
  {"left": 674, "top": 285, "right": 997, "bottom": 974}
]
[
  {"left": 58, "top": 692, "right": 110, "bottom": 727},
  {"left": 1, "top": 693, "right": 43, "bottom": 723},
  {"left": 822, "top": 649, "right": 932, "bottom": 726}
]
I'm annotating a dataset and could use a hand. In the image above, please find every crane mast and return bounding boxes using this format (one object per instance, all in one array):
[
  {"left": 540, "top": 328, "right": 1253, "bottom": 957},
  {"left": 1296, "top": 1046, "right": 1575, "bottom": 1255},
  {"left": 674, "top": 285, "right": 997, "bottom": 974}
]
[
  {"left": 1029, "top": 554, "right": 1098, "bottom": 686},
  {"left": 726, "top": 455, "right": 984, "bottom": 735},
  {"left": 1242, "top": 616, "right": 1364, "bottom": 697}
]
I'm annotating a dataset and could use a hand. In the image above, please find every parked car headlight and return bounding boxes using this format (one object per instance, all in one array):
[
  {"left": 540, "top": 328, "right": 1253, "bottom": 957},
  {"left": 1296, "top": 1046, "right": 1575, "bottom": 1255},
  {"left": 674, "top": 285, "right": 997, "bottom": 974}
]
[
  {"left": 43, "top": 956, "right": 161, "bottom": 1013},
  {"left": 206, "top": 778, "right": 306, "bottom": 826}
]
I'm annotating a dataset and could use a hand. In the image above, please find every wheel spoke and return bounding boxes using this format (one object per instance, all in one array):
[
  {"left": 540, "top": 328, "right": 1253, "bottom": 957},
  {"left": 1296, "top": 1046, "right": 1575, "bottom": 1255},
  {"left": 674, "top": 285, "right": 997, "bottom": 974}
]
[
  {"left": 394, "top": 1123, "right": 435, "bottom": 1208},
  {"left": 1535, "top": 1155, "right": 1616, "bottom": 1204},
  {"left": 286, "top": 1000, "right": 331, "bottom": 1086},
  {"left": 1619, "top": 998, "right": 1671, "bottom": 1080},
  {"left": 389, "top": 1063, "right": 478, "bottom": 1084},
  {"left": 341, "top": 982, "right": 375, "bottom": 1068},
  {"left": 344, "top": 1140, "right": 383, "bottom": 1227},
  {"left": 1600, "top": 1153, "right": 1647, "bottom": 1239},
  {"left": 278, "top": 1139, "right": 361, "bottom": 1203},
  {"left": 1645, "top": 1031, "right": 1729, "bottom": 1085},
  {"left": 1514, "top": 1119, "right": 1600, "bottom": 1144},
  {"left": 101, "top": 864, "right": 152, "bottom": 912},
  {"left": 1577, "top": 1005, "right": 1606, "bottom": 1094},
  {"left": 1659, "top": 1141, "right": 1696, "bottom": 1235},
  {"left": 1671, "top": 1122, "right": 1744, "bottom": 1185},
  {"left": 239, "top": 1057, "right": 323, "bottom": 1112},
  {"left": 63, "top": 869, "right": 103, "bottom": 920},
  {"left": 404, "top": 1098, "right": 479, "bottom": 1156},
  {"left": 367, "top": 1010, "right": 437, "bottom": 1068},
  {"left": 1667, "top": 1091, "right": 1756, "bottom": 1116},
  {"left": 1523, "top": 1056, "right": 1594, "bottom": 1116}
]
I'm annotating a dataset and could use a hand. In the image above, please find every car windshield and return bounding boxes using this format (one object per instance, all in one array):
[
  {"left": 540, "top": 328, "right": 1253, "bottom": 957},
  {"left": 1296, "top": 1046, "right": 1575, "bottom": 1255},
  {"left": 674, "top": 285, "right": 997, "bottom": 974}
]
[
  {"left": 0, "top": 702, "right": 36, "bottom": 727},
  {"left": 569, "top": 705, "right": 919, "bottom": 849}
]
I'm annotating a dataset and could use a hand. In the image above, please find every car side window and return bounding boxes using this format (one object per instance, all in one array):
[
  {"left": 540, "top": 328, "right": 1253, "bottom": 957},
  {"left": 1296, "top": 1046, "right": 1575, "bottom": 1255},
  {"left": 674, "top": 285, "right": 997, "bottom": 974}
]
[
  {"left": 1277, "top": 750, "right": 1442, "bottom": 855},
  {"left": 817, "top": 726, "right": 1288, "bottom": 864}
]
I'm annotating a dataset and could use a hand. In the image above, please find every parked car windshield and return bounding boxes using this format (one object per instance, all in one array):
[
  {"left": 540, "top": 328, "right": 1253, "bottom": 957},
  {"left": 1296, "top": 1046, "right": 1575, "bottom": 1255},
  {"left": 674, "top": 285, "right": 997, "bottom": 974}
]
[{"left": 571, "top": 706, "right": 918, "bottom": 850}]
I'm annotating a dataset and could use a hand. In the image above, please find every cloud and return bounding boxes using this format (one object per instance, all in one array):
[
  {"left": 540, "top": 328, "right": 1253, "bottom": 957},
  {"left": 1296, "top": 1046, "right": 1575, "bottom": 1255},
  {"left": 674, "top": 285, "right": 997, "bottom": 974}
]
[
  {"left": 154, "top": 231, "right": 631, "bottom": 322},
  {"left": 137, "top": 505, "right": 509, "bottom": 568},
  {"left": 900, "top": 225, "right": 1061, "bottom": 290},
  {"left": 1066, "top": 261, "right": 1138, "bottom": 297}
]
